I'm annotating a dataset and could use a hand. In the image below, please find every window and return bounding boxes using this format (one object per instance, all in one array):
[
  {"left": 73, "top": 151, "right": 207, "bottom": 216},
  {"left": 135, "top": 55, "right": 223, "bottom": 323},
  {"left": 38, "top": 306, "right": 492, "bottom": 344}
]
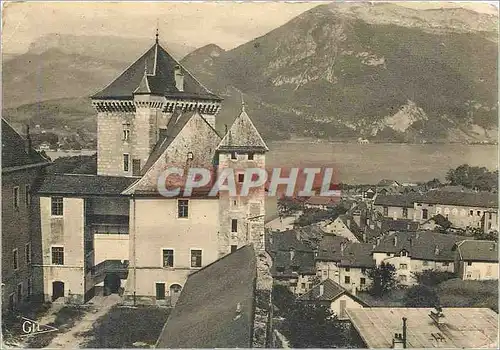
[
  {"left": 360, "top": 277, "right": 366, "bottom": 285},
  {"left": 345, "top": 267, "right": 350, "bottom": 272},
  {"left": 467, "top": 261, "right": 472, "bottom": 266},
  {"left": 132, "top": 159, "right": 141, "bottom": 176},
  {"left": 488, "top": 222, "right": 492, "bottom": 230},
  {"left": 238, "top": 174, "right": 245, "bottom": 183},
  {"left": 17, "top": 284, "right": 22, "bottom": 302},
  {"left": 401, "top": 250, "right": 408, "bottom": 257},
  {"left": 25, "top": 185, "right": 30, "bottom": 207},
  {"left": 442, "top": 262, "right": 449, "bottom": 267},
  {"left": 187, "top": 152, "right": 194, "bottom": 160},
  {"left": 422, "top": 261, "right": 429, "bottom": 266},
  {"left": 25, "top": 243, "right": 31, "bottom": 265},
  {"left": 422, "top": 209, "right": 428, "bottom": 220},
  {"left": 162, "top": 249, "right": 174, "bottom": 267},
  {"left": 361, "top": 268, "right": 366, "bottom": 274},
  {"left": 123, "top": 154, "right": 130, "bottom": 172},
  {"left": 248, "top": 153, "right": 254, "bottom": 160},
  {"left": 469, "top": 210, "right": 474, "bottom": 216},
  {"left": 13, "top": 187, "right": 20, "bottom": 209},
  {"left": 51, "top": 197, "right": 63, "bottom": 216},
  {"left": 399, "top": 275, "right": 407, "bottom": 282},
  {"left": 52, "top": 247, "right": 64, "bottom": 265},
  {"left": 402, "top": 207, "right": 408, "bottom": 218},
  {"left": 231, "top": 151, "right": 237, "bottom": 160},
  {"left": 13, "top": 249, "right": 18, "bottom": 270},
  {"left": 231, "top": 245, "right": 238, "bottom": 253},
  {"left": 191, "top": 250, "right": 202, "bottom": 268},
  {"left": 155, "top": 283, "right": 165, "bottom": 300},
  {"left": 383, "top": 206, "right": 388, "bottom": 216},
  {"left": 122, "top": 123, "right": 130, "bottom": 141},
  {"left": 178, "top": 200, "right": 189, "bottom": 218},
  {"left": 399, "top": 263, "right": 408, "bottom": 270},
  {"left": 436, "top": 207, "right": 442, "bottom": 214},
  {"left": 231, "top": 219, "right": 238, "bottom": 233},
  {"left": 344, "top": 276, "right": 351, "bottom": 284},
  {"left": 489, "top": 212, "right": 493, "bottom": 220},
  {"left": 477, "top": 210, "right": 481, "bottom": 216},
  {"left": 322, "top": 270, "right": 327, "bottom": 276}
]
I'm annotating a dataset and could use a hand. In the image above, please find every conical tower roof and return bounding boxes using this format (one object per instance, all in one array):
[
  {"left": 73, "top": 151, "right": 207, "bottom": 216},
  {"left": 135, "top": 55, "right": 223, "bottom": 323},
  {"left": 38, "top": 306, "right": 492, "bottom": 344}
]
[{"left": 217, "top": 107, "right": 268, "bottom": 152}]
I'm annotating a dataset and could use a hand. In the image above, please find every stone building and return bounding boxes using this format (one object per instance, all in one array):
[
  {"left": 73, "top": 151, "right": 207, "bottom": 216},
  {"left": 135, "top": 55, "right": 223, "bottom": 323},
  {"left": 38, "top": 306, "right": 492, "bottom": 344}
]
[
  {"left": 1, "top": 120, "right": 49, "bottom": 314},
  {"left": 32, "top": 35, "right": 272, "bottom": 305}
]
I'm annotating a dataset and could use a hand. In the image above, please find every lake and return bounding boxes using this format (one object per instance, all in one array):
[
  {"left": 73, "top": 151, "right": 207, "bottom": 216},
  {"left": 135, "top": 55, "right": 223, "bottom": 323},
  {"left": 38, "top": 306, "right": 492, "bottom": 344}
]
[
  {"left": 46, "top": 143, "right": 497, "bottom": 185},
  {"left": 266, "top": 141, "right": 498, "bottom": 184}
]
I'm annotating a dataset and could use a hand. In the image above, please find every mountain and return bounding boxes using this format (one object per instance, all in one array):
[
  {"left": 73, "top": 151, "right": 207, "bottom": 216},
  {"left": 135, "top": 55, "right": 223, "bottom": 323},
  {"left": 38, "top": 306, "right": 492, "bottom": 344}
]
[
  {"left": 26, "top": 33, "right": 195, "bottom": 62},
  {"left": 3, "top": 3, "right": 498, "bottom": 143},
  {"left": 182, "top": 3, "right": 498, "bottom": 142}
]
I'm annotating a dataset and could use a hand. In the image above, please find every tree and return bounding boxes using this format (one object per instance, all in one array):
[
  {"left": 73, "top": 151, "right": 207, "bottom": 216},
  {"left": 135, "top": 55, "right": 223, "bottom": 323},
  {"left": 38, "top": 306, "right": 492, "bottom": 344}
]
[
  {"left": 413, "top": 270, "right": 456, "bottom": 287},
  {"left": 404, "top": 285, "right": 440, "bottom": 307},
  {"left": 282, "top": 302, "right": 346, "bottom": 348},
  {"left": 272, "top": 284, "right": 295, "bottom": 316},
  {"left": 445, "top": 164, "right": 498, "bottom": 191},
  {"left": 367, "top": 262, "right": 398, "bottom": 297}
]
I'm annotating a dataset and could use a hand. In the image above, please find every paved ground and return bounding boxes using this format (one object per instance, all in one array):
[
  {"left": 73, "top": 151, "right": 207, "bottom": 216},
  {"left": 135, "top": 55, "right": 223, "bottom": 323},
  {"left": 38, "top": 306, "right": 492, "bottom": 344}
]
[{"left": 45, "top": 294, "right": 121, "bottom": 348}]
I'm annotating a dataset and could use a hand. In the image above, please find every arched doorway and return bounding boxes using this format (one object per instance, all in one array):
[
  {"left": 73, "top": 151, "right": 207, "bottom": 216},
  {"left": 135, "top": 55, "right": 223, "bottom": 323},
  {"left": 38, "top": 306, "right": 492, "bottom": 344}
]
[
  {"left": 104, "top": 273, "right": 121, "bottom": 295},
  {"left": 52, "top": 281, "right": 64, "bottom": 301},
  {"left": 169, "top": 284, "right": 182, "bottom": 306}
]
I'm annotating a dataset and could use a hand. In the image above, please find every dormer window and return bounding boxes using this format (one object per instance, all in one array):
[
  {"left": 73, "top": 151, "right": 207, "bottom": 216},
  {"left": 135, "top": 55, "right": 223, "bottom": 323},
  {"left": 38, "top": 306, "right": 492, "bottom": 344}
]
[
  {"left": 187, "top": 152, "right": 193, "bottom": 160},
  {"left": 248, "top": 153, "right": 254, "bottom": 160},
  {"left": 231, "top": 151, "right": 237, "bottom": 160}
]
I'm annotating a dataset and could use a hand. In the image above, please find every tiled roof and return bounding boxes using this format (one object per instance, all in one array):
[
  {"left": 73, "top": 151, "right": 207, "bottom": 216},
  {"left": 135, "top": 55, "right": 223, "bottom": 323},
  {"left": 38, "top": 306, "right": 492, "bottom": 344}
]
[
  {"left": 2, "top": 119, "right": 49, "bottom": 171},
  {"left": 418, "top": 191, "right": 498, "bottom": 209},
  {"left": 338, "top": 243, "right": 376, "bottom": 268},
  {"left": 268, "top": 231, "right": 316, "bottom": 276},
  {"left": 156, "top": 245, "right": 256, "bottom": 348},
  {"left": 373, "top": 231, "right": 465, "bottom": 262},
  {"left": 381, "top": 218, "right": 420, "bottom": 233},
  {"left": 36, "top": 174, "right": 137, "bottom": 196},
  {"left": 92, "top": 42, "right": 220, "bottom": 101},
  {"left": 374, "top": 193, "right": 422, "bottom": 208},
  {"left": 297, "top": 279, "right": 345, "bottom": 302},
  {"left": 454, "top": 240, "right": 498, "bottom": 262},
  {"left": 217, "top": 109, "right": 268, "bottom": 152},
  {"left": 315, "top": 235, "right": 349, "bottom": 261}
]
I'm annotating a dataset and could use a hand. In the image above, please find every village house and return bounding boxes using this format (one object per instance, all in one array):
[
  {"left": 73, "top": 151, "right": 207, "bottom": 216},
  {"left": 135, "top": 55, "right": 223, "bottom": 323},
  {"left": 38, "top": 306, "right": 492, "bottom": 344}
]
[
  {"left": 2, "top": 120, "right": 50, "bottom": 314},
  {"left": 297, "top": 279, "right": 368, "bottom": 320},
  {"left": 314, "top": 236, "right": 374, "bottom": 292},
  {"left": 482, "top": 210, "right": 498, "bottom": 233},
  {"left": 373, "top": 193, "right": 421, "bottom": 220},
  {"left": 453, "top": 240, "right": 498, "bottom": 280},
  {"left": 347, "top": 307, "right": 498, "bottom": 348},
  {"left": 371, "top": 231, "right": 464, "bottom": 286},
  {"left": 413, "top": 190, "right": 498, "bottom": 229},
  {"left": 31, "top": 34, "right": 272, "bottom": 305},
  {"left": 317, "top": 215, "right": 360, "bottom": 242},
  {"left": 303, "top": 195, "right": 337, "bottom": 210},
  {"left": 267, "top": 230, "right": 316, "bottom": 295}
]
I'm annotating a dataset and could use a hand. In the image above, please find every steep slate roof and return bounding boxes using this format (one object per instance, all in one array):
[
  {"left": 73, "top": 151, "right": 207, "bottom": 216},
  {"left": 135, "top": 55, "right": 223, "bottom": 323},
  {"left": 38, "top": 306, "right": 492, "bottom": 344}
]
[
  {"left": 315, "top": 235, "right": 350, "bottom": 261},
  {"left": 418, "top": 190, "right": 498, "bottom": 209},
  {"left": 339, "top": 243, "right": 376, "bottom": 268},
  {"left": 454, "top": 240, "right": 498, "bottom": 262},
  {"left": 2, "top": 119, "right": 49, "bottom": 171},
  {"left": 374, "top": 193, "right": 422, "bottom": 208},
  {"left": 298, "top": 279, "right": 369, "bottom": 306},
  {"left": 217, "top": 109, "right": 268, "bottom": 152},
  {"left": 156, "top": 245, "right": 256, "bottom": 348},
  {"left": 92, "top": 41, "right": 220, "bottom": 101},
  {"left": 36, "top": 174, "right": 137, "bottom": 196},
  {"left": 372, "top": 231, "right": 465, "bottom": 262}
]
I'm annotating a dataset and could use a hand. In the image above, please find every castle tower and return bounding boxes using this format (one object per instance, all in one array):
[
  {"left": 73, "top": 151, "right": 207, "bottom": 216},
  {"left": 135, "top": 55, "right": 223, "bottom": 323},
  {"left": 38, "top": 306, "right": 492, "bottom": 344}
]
[
  {"left": 91, "top": 34, "right": 222, "bottom": 177},
  {"left": 216, "top": 101, "right": 269, "bottom": 257}
]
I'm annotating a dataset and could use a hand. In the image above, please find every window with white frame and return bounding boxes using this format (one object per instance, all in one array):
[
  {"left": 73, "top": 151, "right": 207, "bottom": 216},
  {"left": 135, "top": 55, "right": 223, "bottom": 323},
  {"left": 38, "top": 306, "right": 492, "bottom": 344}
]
[
  {"left": 51, "top": 247, "right": 64, "bottom": 265},
  {"left": 51, "top": 197, "right": 63, "bottom": 216},
  {"left": 178, "top": 199, "right": 189, "bottom": 218},
  {"left": 162, "top": 249, "right": 174, "bottom": 268},
  {"left": 399, "top": 263, "right": 408, "bottom": 270},
  {"left": 122, "top": 123, "right": 130, "bottom": 141}
]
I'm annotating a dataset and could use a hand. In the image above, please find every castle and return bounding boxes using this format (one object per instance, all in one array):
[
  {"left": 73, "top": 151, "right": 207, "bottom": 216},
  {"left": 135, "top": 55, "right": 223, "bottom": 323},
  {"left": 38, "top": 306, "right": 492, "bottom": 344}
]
[{"left": 29, "top": 34, "right": 273, "bottom": 305}]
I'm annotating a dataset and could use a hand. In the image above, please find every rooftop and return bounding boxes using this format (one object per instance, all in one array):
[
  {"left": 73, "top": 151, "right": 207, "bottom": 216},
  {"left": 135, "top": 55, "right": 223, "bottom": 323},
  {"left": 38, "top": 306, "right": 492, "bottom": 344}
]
[
  {"left": 156, "top": 245, "right": 256, "bottom": 348},
  {"left": 418, "top": 190, "right": 498, "bottom": 209},
  {"left": 372, "top": 231, "right": 465, "bottom": 262},
  {"left": 454, "top": 240, "right": 499, "bottom": 262},
  {"left": 2, "top": 119, "right": 49, "bottom": 171},
  {"left": 92, "top": 41, "right": 220, "bottom": 101},
  {"left": 217, "top": 109, "right": 268, "bottom": 152},
  {"left": 36, "top": 174, "right": 138, "bottom": 196},
  {"left": 298, "top": 279, "right": 369, "bottom": 306},
  {"left": 347, "top": 307, "right": 498, "bottom": 348},
  {"left": 373, "top": 193, "right": 422, "bottom": 208}
]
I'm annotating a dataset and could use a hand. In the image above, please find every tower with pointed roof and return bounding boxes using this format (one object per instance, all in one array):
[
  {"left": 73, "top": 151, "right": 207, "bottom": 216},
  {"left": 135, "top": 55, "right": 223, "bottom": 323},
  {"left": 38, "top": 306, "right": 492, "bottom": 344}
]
[
  {"left": 91, "top": 33, "right": 222, "bottom": 177},
  {"left": 216, "top": 100, "right": 272, "bottom": 286}
]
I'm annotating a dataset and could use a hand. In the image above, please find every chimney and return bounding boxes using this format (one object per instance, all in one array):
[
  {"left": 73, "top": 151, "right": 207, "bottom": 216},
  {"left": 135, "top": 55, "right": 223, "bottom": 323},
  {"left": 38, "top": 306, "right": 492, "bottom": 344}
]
[
  {"left": 393, "top": 236, "right": 398, "bottom": 246},
  {"left": 25, "top": 124, "right": 32, "bottom": 154},
  {"left": 289, "top": 248, "right": 295, "bottom": 262},
  {"left": 392, "top": 333, "right": 404, "bottom": 349},
  {"left": 174, "top": 65, "right": 184, "bottom": 92},
  {"left": 319, "top": 284, "right": 324, "bottom": 297}
]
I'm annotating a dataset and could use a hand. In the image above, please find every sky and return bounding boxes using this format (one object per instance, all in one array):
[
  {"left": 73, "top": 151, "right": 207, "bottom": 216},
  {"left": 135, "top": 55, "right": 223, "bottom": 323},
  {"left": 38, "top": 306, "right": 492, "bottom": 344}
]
[{"left": 2, "top": 1, "right": 499, "bottom": 55}]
